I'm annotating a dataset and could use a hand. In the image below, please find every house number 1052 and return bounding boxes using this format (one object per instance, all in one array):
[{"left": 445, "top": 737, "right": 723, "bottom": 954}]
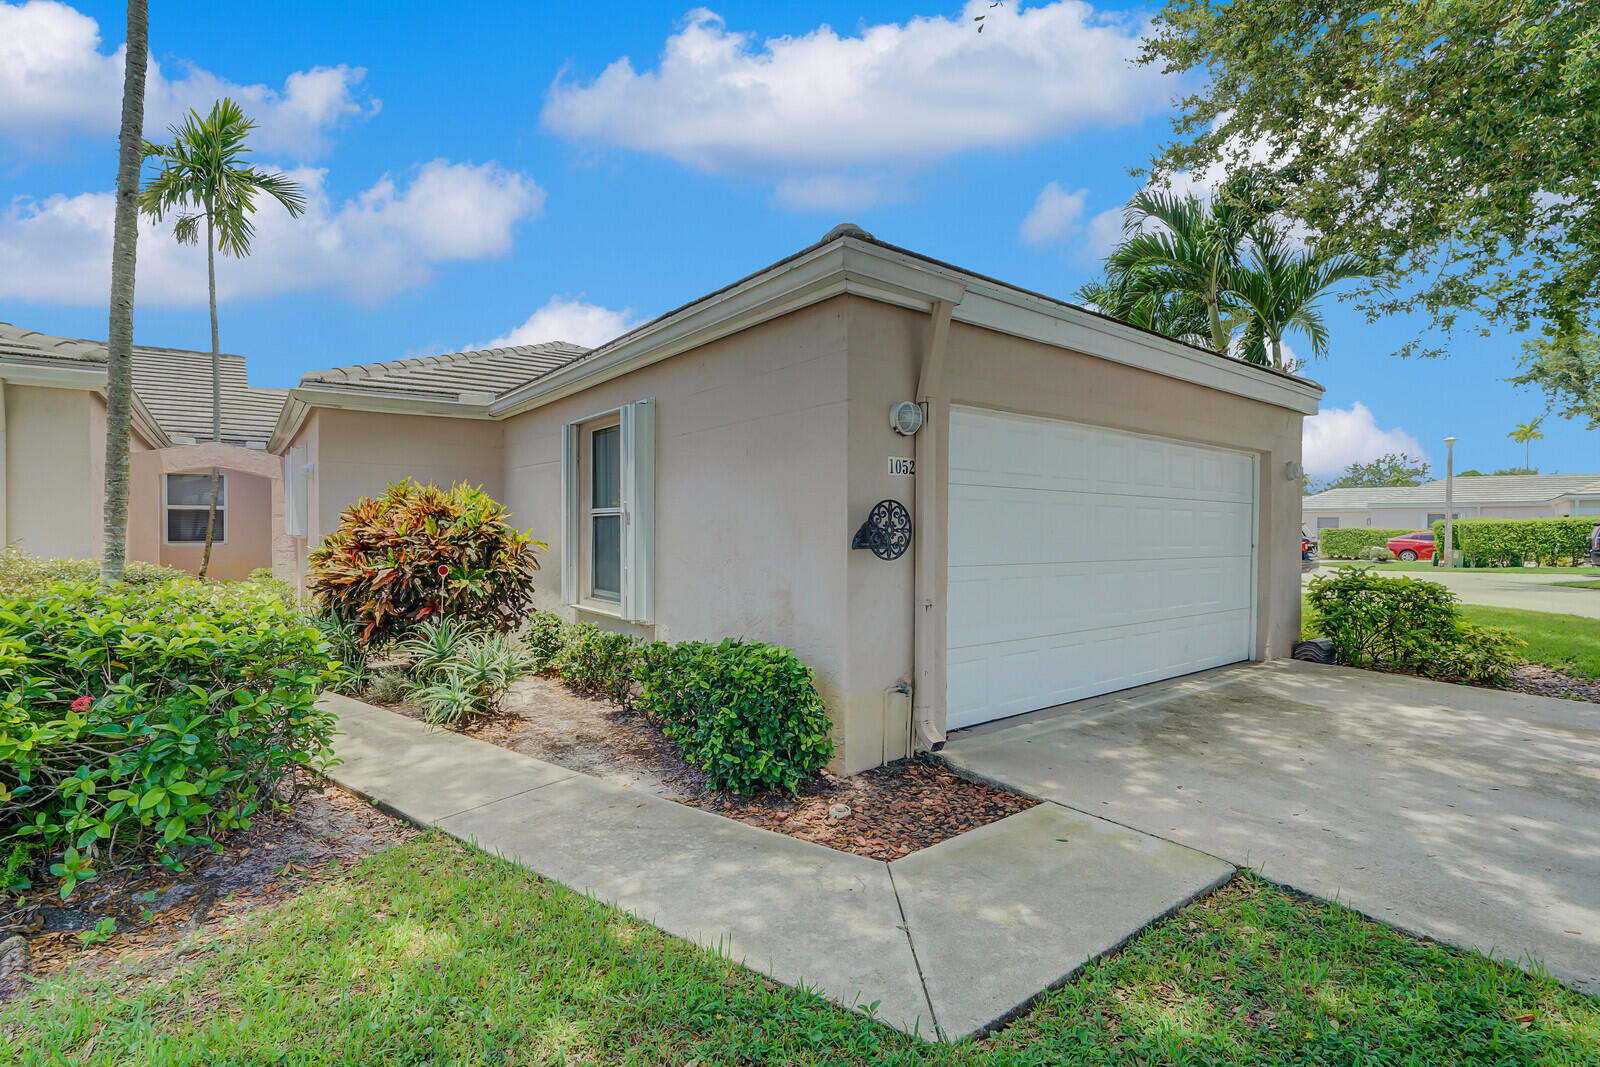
[{"left": 887, "top": 457, "right": 915, "bottom": 476}]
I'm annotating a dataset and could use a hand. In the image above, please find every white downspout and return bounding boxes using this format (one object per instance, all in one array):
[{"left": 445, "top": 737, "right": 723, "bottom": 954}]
[{"left": 912, "top": 299, "right": 955, "bottom": 751}]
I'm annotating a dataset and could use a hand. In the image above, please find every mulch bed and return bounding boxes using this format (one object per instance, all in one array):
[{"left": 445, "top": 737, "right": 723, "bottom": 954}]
[
  {"left": 388, "top": 675, "right": 1037, "bottom": 861},
  {"left": 694, "top": 759, "right": 1037, "bottom": 860},
  {"left": 0, "top": 784, "right": 417, "bottom": 1004},
  {"left": 1507, "top": 664, "right": 1600, "bottom": 704}
]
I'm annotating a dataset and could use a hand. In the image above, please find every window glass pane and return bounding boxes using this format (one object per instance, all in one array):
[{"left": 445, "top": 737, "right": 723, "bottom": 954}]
[
  {"left": 591, "top": 426, "right": 621, "bottom": 509},
  {"left": 592, "top": 514, "right": 621, "bottom": 601},
  {"left": 167, "top": 473, "right": 224, "bottom": 507},
  {"left": 1316, "top": 517, "right": 1339, "bottom": 529},
  {"left": 168, "top": 509, "right": 223, "bottom": 543}
]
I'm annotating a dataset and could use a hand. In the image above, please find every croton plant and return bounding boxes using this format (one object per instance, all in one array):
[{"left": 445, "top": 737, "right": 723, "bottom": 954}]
[{"left": 307, "top": 480, "right": 544, "bottom": 645}]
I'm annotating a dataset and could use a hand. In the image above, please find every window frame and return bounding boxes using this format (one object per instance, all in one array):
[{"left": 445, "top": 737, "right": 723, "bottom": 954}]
[
  {"left": 163, "top": 471, "right": 228, "bottom": 546},
  {"left": 1315, "top": 517, "right": 1340, "bottom": 530},
  {"left": 584, "top": 418, "right": 624, "bottom": 605},
  {"left": 561, "top": 400, "right": 655, "bottom": 623}
]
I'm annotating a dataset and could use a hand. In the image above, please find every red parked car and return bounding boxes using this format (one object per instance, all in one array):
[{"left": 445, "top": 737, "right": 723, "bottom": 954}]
[{"left": 1386, "top": 531, "right": 1436, "bottom": 561}]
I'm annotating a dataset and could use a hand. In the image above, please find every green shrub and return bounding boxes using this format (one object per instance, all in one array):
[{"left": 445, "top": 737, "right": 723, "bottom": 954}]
[
  {"left": 636, "top": 640, "right": 834, "bottom": 794},
  {"left": 310, "top": 614, "right": 368, "bottom": 695},
  {"left": 306, "top": 480, "right": 545, "bottom": 646},
  {"left": 555, "top": 623, "right": 642, "bottom": 704},
  {"left": 412, "top": 633, "right": 527, "bottom": 728},
  {"left": 1429, "top": 517, "right": 1596, "bottom": 567},
  {"left": 243, "top": 567, "right": 297, "bottom": 608},
  {"left": 1304, "top": 567, "right": 1523, "bottom": 685},
  {"left": 0, "top": 579, "right": 336, "bottom": 899},
  {"left": 520, "top": 611, "right": 569, "bottom": 674},
  {"left": 1361, "top": 546, "right": 1396, "bottom": 562},
  {"left": 400, "top": 616, "right": 478, "bottom": 681},
  {"left": 1316, "top": 528, "right": 1410, "bottom": 559},
  {"left": 365, "top": 669, "right": 413, "bottom": 705},
  {"left": 0, "top": 548, "right": 183, "bottom": 597}
]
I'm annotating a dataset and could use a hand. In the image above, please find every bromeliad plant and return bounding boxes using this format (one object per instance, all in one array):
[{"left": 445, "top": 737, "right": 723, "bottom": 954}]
[{"left": 307, "top": 480, "right": 544, "bottom": 646}]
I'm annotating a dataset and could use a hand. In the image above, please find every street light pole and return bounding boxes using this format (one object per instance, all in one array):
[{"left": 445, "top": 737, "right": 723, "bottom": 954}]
[{"left": 1443, "top": 436, "right": 1458, "bottom": 568}]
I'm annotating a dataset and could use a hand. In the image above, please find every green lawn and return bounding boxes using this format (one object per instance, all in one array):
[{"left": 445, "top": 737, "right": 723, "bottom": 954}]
[
  {"left": 1319, "top": 560, "right": 1600, "bottom": 576},
  {"left": 1553, "top": 580, "right": 1600, "bottom": 591},
  {"left": 1461, "top": 605, "right": 1600, "bottom": 678},
  {"left": 4, "top": 834, "right": 1596, "bottom": 1066}
]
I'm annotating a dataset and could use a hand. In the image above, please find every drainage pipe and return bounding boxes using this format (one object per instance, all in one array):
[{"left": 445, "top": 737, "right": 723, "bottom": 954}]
[{"left": 911, "top": 299, "right": 955, "bottom": 752}]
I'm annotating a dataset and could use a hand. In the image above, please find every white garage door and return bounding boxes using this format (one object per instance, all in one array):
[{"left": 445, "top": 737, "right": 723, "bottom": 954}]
[{"left": 946, "top": 407, "right": 1257, "bottom": 730}]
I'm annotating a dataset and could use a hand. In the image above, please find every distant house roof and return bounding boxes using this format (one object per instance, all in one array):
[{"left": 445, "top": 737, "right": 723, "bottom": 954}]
[
  {"left": 1304, "top": 472, "right": 1600, "bottom": 509},
  {"left": 297, "top": 341, "right": 590, "bottom": 403},
  {"left": 0, "top": 322, "right": 285, "bottom": 446}
]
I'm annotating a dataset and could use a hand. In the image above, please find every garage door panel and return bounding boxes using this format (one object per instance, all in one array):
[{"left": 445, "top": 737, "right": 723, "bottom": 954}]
[{"left": 946, "top": 407, "right": 1256, "bottom": 731}]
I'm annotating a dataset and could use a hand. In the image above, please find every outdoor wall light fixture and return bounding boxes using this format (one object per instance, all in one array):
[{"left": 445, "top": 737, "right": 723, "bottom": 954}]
[
  {"left": 852, "top": 499, "right": 912, "bottom": 560},
  {"left": 889, "top": 400, "right": 924, "bottom": 436},
  {"left": 1285, "top": 461, "right": 1304, "bottom": 481}
]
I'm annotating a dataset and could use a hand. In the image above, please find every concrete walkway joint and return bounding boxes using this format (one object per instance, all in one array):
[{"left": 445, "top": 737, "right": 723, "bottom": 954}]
[{"left": 319, "top": 692, "right": 1233, "bottom": 1041}]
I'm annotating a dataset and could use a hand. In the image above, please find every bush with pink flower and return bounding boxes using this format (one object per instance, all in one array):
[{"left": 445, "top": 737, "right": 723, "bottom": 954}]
[{"left": 0, "top": 575, "right": 335, "bottom": 900}]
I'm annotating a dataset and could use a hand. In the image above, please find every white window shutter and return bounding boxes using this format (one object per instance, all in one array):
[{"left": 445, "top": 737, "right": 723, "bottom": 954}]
[
  {"left": 284, "top": 445, "right": 308, "bottom": 538},
  {"left": 560, "top": 422, "right": 580, "bottom": 606},
  {"left": 620, "top": 399, "right": 655, "bottom": 623}
]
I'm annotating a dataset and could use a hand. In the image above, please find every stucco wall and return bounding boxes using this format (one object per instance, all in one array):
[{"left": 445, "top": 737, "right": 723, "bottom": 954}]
[
  {"left": 4, "top": 384, "right": 98, "bottom": 558},
  {"left": 128, "top": 442, "right": 289, "bottom": 581},
  {"left": 501, "top": 298, "right": 855, "bottom": 762},
  {"left": 306, "top": 409, "right": 505, "bottom": 543}
]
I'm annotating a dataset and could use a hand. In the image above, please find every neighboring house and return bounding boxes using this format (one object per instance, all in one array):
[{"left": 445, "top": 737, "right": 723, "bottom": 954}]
[
  {"left": 0, "top": 322, "right": 292, "bottom": 580},
  {"left": 1303, "top": 473, "right": 1600, "bottom": 534},
  {"left": 272, "top": 225, "right": 1322, "bottom": 773}
]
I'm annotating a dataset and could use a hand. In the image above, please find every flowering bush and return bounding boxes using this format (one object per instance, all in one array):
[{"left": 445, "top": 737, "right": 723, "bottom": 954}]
[
  {"left": 306, "top": 480, "right": 544, "bottom": 646},
  {"left": 0, "top": 578, "right": 336, "bottom": 899}
]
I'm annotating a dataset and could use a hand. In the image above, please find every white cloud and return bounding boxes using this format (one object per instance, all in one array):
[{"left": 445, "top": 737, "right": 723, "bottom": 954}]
[
  {"left": 1083, "top": 206, "right": 1125, "bottom": 260},
  {"left": 1020, "top": 182, "right": 1087, "bottom": 246},
  {"left": 0, "top": 0, "right": 376, "bottom": 158},
  {"left": 543, "top": 3, "right": 1172, "bottom": 208},
  {"left": 774, "top": 175, "right": 894, "bottom": 212},
  {"left": 1302, "top": 402, "right": 1427, "bottom": 479},
  {"left": 0, "top": 160, "right": 544, "bottom": 306},
  {"left": 482, "top": 297, "right": 638, "bottom": 350}
]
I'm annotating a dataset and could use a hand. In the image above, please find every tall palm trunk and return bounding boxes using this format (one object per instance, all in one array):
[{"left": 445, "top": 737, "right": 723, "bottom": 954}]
[
  {"left": 198, "top": 204, "right": 221, "bottom": 580},
  {"left": 100, "top": 0, "right": 149, "bottom": 583}
]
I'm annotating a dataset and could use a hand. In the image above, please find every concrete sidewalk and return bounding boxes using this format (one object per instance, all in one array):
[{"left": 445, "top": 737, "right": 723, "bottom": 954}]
[{"left": 321, "top": 693, "right": 1233, "bottom": 1042}]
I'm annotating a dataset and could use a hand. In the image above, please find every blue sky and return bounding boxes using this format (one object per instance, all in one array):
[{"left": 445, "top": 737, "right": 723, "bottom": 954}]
[{"left": 0, "top": 0, "right": 1588, "bottom": 480}]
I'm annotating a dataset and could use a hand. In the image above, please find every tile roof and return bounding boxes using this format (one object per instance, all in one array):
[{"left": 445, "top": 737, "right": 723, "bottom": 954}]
[
  {"left": 298, "top": 341, "right": 591, "bottom": 402},
  {"left": 0, "top": 321, "right": 286, "bottom": 444},
  {"left": 1304, "top": 472, "right": 1600, "bottom": 509}
]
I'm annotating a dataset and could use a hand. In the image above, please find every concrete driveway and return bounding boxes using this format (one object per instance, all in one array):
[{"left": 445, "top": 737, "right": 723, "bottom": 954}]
[
  {"left": 1306, "top": 565, "right": 1600, "bottom": 618},
  {"left": 940, "top": 659, "right": 1600, "bottom": 995}
]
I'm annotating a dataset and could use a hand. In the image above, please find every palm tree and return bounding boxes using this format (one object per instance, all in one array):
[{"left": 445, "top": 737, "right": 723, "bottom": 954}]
[
  {"left": 1508, "top": 417, "right": 1545, "bottom": 470},
  {"left": 141, "top": 99, "right": 305, "bottom": 578},
  {"left": 1102, "top": 175, "right": 1270, "bottom": 351},
  {"left": 101, "top": 0, "right": 149, "bottom": 583},
  {"left": 1077, "top": 271, "right": 1213, "bottom": 348},
  {"left": 1224, "top": 229, "right": 1371, "bottom": 371}
]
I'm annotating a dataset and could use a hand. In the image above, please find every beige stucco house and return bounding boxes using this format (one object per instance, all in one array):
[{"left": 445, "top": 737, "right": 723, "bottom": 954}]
[
  {"left": 273, "top": 225, "right": 1322, "bottom": 773},
  {"left": 1303, "top": 473, "right": 1600, "bottom": 535},
  {"left": 0, "top": 322, "right": 292, "bottom": 580}
]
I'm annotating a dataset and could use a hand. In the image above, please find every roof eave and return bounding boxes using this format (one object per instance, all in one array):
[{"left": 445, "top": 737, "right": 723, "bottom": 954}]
[{"left": 489, "top": 236, "right": 1324, "bottom": 419}]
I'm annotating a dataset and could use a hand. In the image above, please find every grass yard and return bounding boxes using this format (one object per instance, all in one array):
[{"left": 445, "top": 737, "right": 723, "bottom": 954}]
[
  {"left": 1553, "top": 580, "right": 1600, "bottom": 591},
  {"left": 1461, "top": 604, "right": 1600, "bottom": 678},
  {"left": 4, "top": 835, "right": 1597, "bottom": 1066},
  {"left": 1318, "top": 560, "right": 1600, "bottom": 576}
]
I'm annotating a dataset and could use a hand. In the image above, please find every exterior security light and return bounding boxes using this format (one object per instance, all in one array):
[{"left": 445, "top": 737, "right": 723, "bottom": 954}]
[{"left": 890, "top": 400, "right": 924, "bottom": 436}]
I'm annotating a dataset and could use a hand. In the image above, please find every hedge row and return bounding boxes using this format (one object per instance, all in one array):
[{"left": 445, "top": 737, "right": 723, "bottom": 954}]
[
  {"left": 1316, "top": 528, "right": 1411, "bottom": 559},
  {"left": 1429, "top": 517, "right": 1597, "bottom": 567}
]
